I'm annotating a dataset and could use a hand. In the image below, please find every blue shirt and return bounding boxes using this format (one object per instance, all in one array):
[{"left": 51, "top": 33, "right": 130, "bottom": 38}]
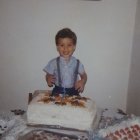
[{"left": 43, "top": 56, "right": 85, "bottom": 88}]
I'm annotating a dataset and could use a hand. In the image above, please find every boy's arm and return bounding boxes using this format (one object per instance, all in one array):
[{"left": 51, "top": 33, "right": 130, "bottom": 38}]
[
  {"left": 75, "top": 72, "right": 87, "bottom": 93},
  {"left": 80, "top": 72, "right": 87, "bottom": 86},
  {"left": 45, "top": 73, "right": 55, "bottom": 87}
]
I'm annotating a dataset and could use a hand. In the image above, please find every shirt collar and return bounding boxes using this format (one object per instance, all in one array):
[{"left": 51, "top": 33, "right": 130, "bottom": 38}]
[{"left": 59, "top": 56, "right": 74, "bottom": 65}]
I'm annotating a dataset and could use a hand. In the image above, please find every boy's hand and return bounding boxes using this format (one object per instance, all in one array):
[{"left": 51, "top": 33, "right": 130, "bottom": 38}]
[
  {"left": 75, "top": 80, "right": 85, "bottom": 93},
  {"left": 46, "top": 74, "right": 55, "bottom": 87}
]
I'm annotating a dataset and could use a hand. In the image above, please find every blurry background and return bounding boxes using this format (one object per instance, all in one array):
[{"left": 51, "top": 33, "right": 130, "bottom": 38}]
[{"left": 0, "top": 0, "right": 139, "bottom": 115}]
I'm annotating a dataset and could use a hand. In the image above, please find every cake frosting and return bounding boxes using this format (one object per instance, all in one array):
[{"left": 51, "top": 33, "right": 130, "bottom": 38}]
[{"left": 27, "top": 91, "right": 97, "bottom": 131}]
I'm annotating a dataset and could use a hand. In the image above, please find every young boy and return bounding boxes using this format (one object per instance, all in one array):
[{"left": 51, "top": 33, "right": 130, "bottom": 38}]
[{"left": 43, "top": 28, "right": 87, "bottom": 96}]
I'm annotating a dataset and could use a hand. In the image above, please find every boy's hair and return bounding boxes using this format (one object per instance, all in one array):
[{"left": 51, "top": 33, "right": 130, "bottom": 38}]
[{"left": 55, "top": 28, "right": 77, "bottom": 45}]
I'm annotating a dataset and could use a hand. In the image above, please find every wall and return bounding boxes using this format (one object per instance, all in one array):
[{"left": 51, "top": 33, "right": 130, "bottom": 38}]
[
  {"left": 0, "top": 0, "right": 137, "bottom": 111},
  {"left": 127, "top": 0, "right": 140, "bottom": 116}
]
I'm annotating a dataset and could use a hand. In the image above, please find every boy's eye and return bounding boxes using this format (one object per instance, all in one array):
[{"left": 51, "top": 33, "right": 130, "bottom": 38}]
[{"left": 58, "top": 44, "right": 73, "bottom": 48}]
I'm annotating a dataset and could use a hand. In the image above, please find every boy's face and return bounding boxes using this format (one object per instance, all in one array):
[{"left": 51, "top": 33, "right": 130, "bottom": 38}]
[{"left": 56, "top": 38, "right": 76, "bottom": 60}]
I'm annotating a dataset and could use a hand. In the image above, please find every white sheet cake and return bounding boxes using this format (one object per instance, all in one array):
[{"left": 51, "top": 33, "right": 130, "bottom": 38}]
[{"left": 27, "top": 91, "right": 97, "bottom": 131}]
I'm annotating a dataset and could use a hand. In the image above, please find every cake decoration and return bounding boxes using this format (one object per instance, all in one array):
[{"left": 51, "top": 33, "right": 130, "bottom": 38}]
[{"left": 37, "top": 94, "right": 90, "bottom": 108}]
